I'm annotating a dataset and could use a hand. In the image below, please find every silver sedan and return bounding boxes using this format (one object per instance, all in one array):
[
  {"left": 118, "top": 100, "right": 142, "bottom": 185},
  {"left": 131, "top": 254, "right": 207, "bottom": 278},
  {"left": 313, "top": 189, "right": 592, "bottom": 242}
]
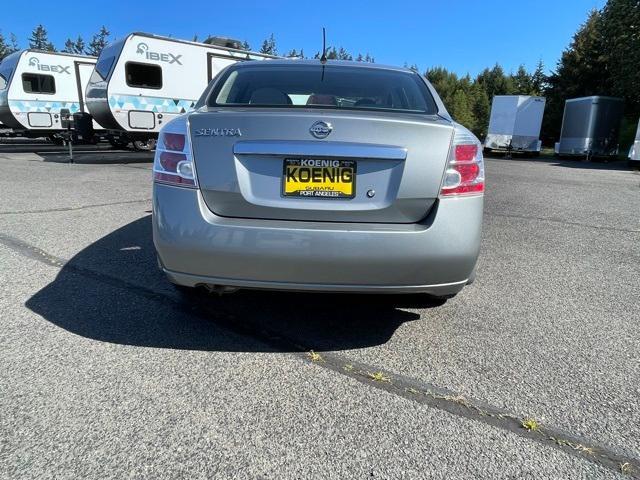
[{"left": 152, "top": 60, "right": 484, "bottom": 299}]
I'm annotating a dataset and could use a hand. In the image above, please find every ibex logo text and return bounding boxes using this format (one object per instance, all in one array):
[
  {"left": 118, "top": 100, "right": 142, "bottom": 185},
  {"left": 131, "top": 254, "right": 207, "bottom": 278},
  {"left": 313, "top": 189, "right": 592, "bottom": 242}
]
[
  {"left": 136, "top": 43, "right": 183, "bottom": 65},
  {"left": 28, "top": 57, "right": 70, "bottom": 74}
]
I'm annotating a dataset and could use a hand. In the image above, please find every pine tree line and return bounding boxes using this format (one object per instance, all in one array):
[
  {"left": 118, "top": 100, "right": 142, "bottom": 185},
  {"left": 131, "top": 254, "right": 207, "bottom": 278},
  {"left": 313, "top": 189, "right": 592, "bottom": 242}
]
[
  {"left": 0, "top": 25, "right": 112, "bottom": 58},
  {"left": 252, "top": 32, "right": 375, "bottom": 62}
]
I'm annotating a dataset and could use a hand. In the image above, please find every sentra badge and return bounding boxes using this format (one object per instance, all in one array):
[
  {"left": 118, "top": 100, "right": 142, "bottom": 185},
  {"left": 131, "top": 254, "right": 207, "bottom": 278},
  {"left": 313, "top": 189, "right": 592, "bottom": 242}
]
[{"left": 194, "top": 128, "right": 242, "bottom": 137}]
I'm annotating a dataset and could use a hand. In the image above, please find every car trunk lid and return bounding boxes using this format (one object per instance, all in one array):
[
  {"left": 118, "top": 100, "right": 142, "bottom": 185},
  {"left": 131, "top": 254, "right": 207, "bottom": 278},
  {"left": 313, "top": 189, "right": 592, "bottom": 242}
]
[{"left": 189, "top": 108, "right": 453, "bottom": 223}]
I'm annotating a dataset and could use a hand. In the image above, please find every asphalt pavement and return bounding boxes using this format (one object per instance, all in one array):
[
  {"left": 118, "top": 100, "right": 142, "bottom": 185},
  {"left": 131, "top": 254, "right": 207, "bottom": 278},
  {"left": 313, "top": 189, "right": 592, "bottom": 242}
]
[{"left": 0, "top": 149, "right": 638, "bottom": 479}]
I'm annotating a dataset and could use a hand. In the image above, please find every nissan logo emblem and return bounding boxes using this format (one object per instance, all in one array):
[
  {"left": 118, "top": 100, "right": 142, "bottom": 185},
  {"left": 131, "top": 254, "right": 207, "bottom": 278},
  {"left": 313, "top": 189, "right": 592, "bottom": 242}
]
[{"left": 309, "top": 121, "right": 332, "bottom": 139}]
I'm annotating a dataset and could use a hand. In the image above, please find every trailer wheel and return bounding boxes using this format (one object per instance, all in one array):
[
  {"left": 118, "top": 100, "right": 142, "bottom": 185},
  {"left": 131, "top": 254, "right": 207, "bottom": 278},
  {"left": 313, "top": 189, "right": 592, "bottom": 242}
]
[
  {"left": 108, "top": 136, "right": 130, "bottom": 149},
  {"left": 133, "top": 139, "right": 157, "bottom": 151},
  {"left": 48, "top": 134, "right": 65, "bottom": 146}
]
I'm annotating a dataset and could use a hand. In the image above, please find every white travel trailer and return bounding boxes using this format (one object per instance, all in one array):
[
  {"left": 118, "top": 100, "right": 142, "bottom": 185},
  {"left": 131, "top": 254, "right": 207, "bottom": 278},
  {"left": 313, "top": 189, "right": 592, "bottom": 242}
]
[
  {"left": 86, "top": 33, "right": 276, "bottom": 149},
  {"left": 628, "top": 118, "right": 640, "bottom": 167},
  {"left": 0, "top": 50, "right": 103, "bottom": 142},
  {"left": 484, "top": 95, "right": 546, "bottom": 154},
  {"left": 557, "top": 96, "right": 623, "bottom": 158}
]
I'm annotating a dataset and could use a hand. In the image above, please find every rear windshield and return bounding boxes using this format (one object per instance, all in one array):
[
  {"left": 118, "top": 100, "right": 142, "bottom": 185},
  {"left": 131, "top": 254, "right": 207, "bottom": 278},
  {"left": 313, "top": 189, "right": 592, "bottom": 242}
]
[{"left": 208, "top": 64, "right": 438, "bottom": 114}]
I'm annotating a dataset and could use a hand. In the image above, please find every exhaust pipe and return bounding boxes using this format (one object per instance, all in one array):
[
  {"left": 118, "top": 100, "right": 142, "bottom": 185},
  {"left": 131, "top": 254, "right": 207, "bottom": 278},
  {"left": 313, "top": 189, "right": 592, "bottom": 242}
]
[{"left": 203, "top": 284, "right": 239, "bottom": 296}]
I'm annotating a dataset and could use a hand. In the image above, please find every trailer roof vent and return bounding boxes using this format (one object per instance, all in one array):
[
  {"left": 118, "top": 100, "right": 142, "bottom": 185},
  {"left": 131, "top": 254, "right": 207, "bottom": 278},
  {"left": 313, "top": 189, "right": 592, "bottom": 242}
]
[{"left": 204, "top": 36, "right": 243, "bottom": 50}]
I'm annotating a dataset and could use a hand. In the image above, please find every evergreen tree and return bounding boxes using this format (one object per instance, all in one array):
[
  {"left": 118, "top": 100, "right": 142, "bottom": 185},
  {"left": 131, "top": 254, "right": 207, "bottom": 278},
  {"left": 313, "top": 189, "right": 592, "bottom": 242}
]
[
  {"left": 512, "top": 65, "right": 533, "bottom": 94},
  {"left": 547, "top": 11, "right": 607, "bottom": 100},
  {"left": 74, "top": 36, "right": 86, "bottom": 54},
  {"left": 356, "top": 53, "right": 364, "bottom": 62},
  {"left": 543, "top": 10, "right": 608, "bottom": 141},
  {"left": 9, "top": 33, "right": 19, "bottom": 53},
  {"left": 426, "top": 67, "right": 460, "bottom": 110},
  {"left": 600, "top": 0, "right": 640, "bottom": 115},
  {"left": 3, "top": 33, "right": 19, "bottom": 57},
  {"left": 260, "top": 34, "right": 277, "bottom": 55},
  {"left": 241, "top": 40, "right": 251, "bottom": 51},
  {"left": 470, "top": 83, "right": 490, "bottom": 138},
  {"left": 87, "top": 26, "right": 110, "bottom": 56},
  {"left": 451, "top": 89, "right": 476, "bottom": 131},
  {"left": 63, "top": 39, "right": 75, "bottom": 54},
  {"left": 337, "top": 47, "right": 352, "bottom": 60},
  {"left": 192, "top": 34, "right": 199, "bottom": 42},
  {"left": 0, "top": 31, "right": 8, "bottom": 59},
  {"left": 62, "top": 36, "right": 85, "bottom": 55},
  {"left": 29, "top": 24, "right": 56, "bottom": 51},
  {"left": 530, "top": 60, "right": 547, "bottom": 96},
  {"left": 476, "top": 64, "right": 513, "bottom": 98}
]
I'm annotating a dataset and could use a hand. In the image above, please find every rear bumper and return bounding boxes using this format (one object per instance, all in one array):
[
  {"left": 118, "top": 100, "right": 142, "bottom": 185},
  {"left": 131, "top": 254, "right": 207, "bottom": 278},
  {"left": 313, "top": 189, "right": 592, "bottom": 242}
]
[{"left": 153, "top": 185, "right": 483, "bottom": 295}]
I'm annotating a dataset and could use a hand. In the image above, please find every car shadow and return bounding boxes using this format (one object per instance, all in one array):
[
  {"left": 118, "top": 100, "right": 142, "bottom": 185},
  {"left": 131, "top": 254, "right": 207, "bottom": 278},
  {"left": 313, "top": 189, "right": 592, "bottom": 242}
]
[{"left": 26, "top": 216, "right": 442, "bottom": 353}]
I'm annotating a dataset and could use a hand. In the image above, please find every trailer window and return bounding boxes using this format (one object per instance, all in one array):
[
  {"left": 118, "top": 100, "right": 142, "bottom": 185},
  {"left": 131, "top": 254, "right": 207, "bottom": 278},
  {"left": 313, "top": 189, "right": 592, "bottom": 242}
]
[
  {"left": 125, "top": 62, "right": 162, "bottom": 89},
  {"left": 95, "top": 56, "right": 115, "bottom": 80},
  {"left": 0, "top": 68, "right": 12, "bottom": 90},
  {"left": 22, "top": 73, "right": 56, "bottom": 94}
]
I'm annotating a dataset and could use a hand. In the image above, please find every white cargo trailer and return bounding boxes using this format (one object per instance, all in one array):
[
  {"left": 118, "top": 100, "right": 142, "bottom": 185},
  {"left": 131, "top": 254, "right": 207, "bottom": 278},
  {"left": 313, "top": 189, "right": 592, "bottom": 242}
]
[
  {"left": 628, "top": 119, "right": 640, "bottom": 166},
  {"left": 86, "top": 32, "right": 276, "bottom": 148},
  {"left": 484, "top": 95, "right": 546, "bottom": 154},
  {"left": 0, "top": 50, "right": 103, "bottom": 141},
  {"left": 557, "top": 96, "right": 623, "bottom": 158}
]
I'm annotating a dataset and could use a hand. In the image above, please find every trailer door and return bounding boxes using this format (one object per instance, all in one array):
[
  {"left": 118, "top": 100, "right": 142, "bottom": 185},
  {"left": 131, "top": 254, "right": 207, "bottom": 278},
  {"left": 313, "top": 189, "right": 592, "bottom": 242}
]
[
  {"left": 74, "top": 62, "right": 95, "bottom": 112},
  {"left": 207, "top": 53, "right": 242, "bottom": 83},
  {"left": 75, "top": 61, "right": 102, "bottom": 129}
]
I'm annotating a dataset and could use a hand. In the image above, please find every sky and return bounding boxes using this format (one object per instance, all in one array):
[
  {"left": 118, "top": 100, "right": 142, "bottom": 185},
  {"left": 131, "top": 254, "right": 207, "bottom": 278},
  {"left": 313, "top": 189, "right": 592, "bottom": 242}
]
[{"left": 2, "top": 0, "right": 605, "bottom": 77}]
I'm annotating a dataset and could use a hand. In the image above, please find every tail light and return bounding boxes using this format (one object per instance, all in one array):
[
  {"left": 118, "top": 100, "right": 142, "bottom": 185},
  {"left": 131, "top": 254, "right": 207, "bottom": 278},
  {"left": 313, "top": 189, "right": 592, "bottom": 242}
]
[
  {"left": 153, "top": 128, "right": 197, "bottom": 188},
  {"left": 440, "top": 128, "right": 485, "bottom": 197}
]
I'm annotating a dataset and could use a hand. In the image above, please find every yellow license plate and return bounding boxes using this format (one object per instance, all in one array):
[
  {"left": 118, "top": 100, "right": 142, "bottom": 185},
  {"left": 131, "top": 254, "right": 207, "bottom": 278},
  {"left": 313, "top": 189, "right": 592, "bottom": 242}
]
[{"left": 282, "top": 158, "right": 356, "bottom": 198}]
